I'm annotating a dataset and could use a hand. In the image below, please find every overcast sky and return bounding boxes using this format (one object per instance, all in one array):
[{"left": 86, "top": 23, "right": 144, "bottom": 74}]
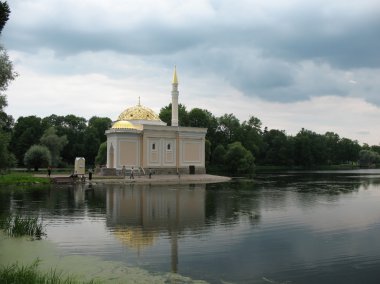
[{"left": 3, "top": 0, "right": 380, "bottom": 145}]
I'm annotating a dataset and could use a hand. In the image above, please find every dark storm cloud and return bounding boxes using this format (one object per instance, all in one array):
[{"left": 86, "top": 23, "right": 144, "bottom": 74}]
[{"left": 260, "top": 9, "right": 380, "bottom": 69}]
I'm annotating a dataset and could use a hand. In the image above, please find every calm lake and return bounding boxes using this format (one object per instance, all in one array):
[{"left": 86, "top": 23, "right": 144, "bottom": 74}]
[{"left": 1, "top": 170, "right": 380, "bottom": 283}]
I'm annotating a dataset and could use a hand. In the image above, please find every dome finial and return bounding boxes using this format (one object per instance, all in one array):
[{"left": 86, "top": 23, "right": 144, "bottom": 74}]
[
  {"left": 172, "top": 65, "right": 178, "bottom": 84},
  {"left": 138, "top": 96, "right": 141, "bottom": 106}
]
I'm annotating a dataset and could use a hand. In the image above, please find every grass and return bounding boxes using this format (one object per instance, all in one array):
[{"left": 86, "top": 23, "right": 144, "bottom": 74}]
[
  {"left": 0, "top": 215, "right": 46, "bottom": 239},
  {"left": 0, "top": 173, "right": 50, "bottom": 185},
  {"left": 0, "top": 260, "right": 98, "bottom": 284}
]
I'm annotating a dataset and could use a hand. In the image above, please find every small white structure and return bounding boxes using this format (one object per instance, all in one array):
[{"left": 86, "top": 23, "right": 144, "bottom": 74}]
[{"left": 74, "top": 157, "right": 85, "bottom": 175}]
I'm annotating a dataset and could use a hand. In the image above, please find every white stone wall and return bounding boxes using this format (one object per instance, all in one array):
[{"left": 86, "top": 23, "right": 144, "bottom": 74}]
[
  {"left": 106, "top": 131, "right": 141, "bottom": 169},
  {"left": 146, "top": 137, "right": 176, "bottom": 168},
  {"left": 106, "top": 125, "right": 207, "bottom": 173}
]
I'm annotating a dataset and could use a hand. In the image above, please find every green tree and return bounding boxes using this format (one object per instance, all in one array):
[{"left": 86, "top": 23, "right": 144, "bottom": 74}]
[
  {"left": 83, "top": 126, "right": 100, "bottom": 166},
  {"left": 260, "top": 129, "right": 289, "bottom": 165},
  {"left": 240, "top": 116, "right": 263, "bottom": 157},
  {"left": 188, "top": 108, "right": 218, "bottom": 147},
  {"left": 0, "top": 60, "right": 14, "bottom": 169},
  {"left": 371, "top": 145, "right": 380, "bottom": 155},
  {"left": 24, "top": 145, "right": 51, "bottom": 171},
  {"left": 41, "top": 114, "right": 65, "bottom": 130},
  {"left": 224, "top": 142, "right": 254, "bottom": 175},
  {"left": 0, "top": 131, "right": 16, "bottom": 170},
  {"left": 42, "top": 114, "right": 79, "bottom": 163},
  {"left": 40, "top": 127, "right": 68, "bottom": 167},
  {"left": 358, "top": 150, "right": 380, "bottom": 167},
  {"left": 0, "top": 107, "right": 13, "bottom": 132},
  {"left": 209, "top": 144, "right": 226, "bottom": 172},
  {"left": 83, "top": 116, "right": 112, "bottom": 166},
  {"left": 212, "top": 144, "right": 226, "bottom": 165},
  {"left": 0, "top": 2, "right": 16, "bottom": 170},
  {"left": 0, "top": 1, "right": 10, "bottom": 33},
  {"left": 337, "top": 138, "right": 361, "bottom": 164},
  {"left": 88, "top": 116, "right": 112, "bottom": 143},
  {"left": 293, "top": 128, "right": 328, "bottom": 167},
  {"left": 45, "top": 114, "right": 87, "bottom": 164},
  {"left": 205, "top": 139, "right": 211, "bottom": 166},
  {"left": 361, "top": 143, "right": 370, "bottom": 150},
  {"left": 311, "top": 133, "right": 328, "bottom": 165},
  {"left": 0, "top": 47, "right": 15, "bottom": 112},
  {"left": 215, "top": 114, "right": 241, "bottom": 146},
  {"left": 188, "top": 108, "right": 210, "bottom": 128},
  {"left": 95, "top": 142, "right": 107, "bottom": 165},
  {"left": 293, "top": 129, "right": 313, "bottom": 166},
  {"left": 42, "top": 114, "right": 111, "bottom": 165},
  {"left": 10, "top": 116, "right": 45, "bottom": 165},
  {"left": 324, "top": 132, "right": 340, "bottom": 164}
]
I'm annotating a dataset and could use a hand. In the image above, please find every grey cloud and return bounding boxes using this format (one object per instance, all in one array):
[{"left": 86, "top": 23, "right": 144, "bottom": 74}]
[
  {"left": 4, "top": 0, "right": 380, "bottom": 105},
  {"left": 6, "top": 1, "right": 379, "bottom": 66}
]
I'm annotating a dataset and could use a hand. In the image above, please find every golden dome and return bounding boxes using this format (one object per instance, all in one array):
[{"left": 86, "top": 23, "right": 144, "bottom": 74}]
[
  {"left": 111, "top": 120, "right": 142, "bottom": 130},
  {"left": 118, "top": 104, "right": 160, "bottom": 121},
  {"left": 113, "top": 227, "right": 156, "bottom": 250}
]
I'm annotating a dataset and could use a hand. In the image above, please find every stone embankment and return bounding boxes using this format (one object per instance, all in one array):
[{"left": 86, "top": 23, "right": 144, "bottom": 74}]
[
  {"left": 36, "top": 174, "right": 231, "bottom": 185},
  {"left": 93, "top": 174, "right": 231, "bottom": 184}
]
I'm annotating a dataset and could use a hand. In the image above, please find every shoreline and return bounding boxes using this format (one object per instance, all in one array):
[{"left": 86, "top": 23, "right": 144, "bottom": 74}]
[
  {"left": 34, "top": 174, "right": 231, "bottom": 185},
  {"left": 93, "top": 174, "right": 231, "bottom": 184}
]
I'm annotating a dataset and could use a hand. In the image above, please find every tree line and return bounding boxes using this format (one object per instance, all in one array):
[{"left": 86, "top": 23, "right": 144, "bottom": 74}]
[
  {"left": 8, "top": 115, "right": 112, "bottom": 170},
  {"left": 159, "top": 103, "right": 380, "bottom": 174}
]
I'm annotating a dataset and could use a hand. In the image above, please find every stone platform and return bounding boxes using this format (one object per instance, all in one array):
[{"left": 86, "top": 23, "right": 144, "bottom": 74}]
[{"left": 36, "top": 174, "right": 230, "bottom": 185}]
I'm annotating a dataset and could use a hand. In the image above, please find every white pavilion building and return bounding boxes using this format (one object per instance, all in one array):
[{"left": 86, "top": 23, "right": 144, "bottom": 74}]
[{"left": 104, "top": 68, "right": 207, "bottom": 175}]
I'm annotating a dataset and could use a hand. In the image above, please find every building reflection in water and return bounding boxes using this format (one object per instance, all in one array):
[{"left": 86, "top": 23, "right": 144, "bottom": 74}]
[{"left": 105, "top": 183, "right": 205, "bottom": 272}]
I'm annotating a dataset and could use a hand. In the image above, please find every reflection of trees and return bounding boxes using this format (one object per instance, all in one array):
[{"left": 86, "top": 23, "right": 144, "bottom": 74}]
[
  {"left": 0, "top": 185, "right": 52, "bottom": 216},
  {"left": 205, "top": 173, "right": 380, "bottom": 222},
  {"left": 205, "top": 181, "right": 261, "bottom": 226},
  {"left": 254, "top": 173, "right": 366, "bottom": 194},
  {"left": 0, "top": 183, "right": 108, "bottom": 219},
  {"left": 252, "top": 172, "right": 380, "bottom": 208},
  {"left": 360, "top": 177, "right": 380, "bottom": 190}
]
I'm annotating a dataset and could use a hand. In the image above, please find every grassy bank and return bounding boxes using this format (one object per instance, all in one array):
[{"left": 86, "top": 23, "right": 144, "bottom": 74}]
[
  {"left": 0, "top": 260, "right": 98, "bottom": 284},
  {"left": 0, "top": 173, "right": 50, "bottom": 185}
]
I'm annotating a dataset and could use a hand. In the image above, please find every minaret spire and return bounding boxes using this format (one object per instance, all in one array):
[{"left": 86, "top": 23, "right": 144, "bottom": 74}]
[
  {"left": 173, "top": 65, "right": 178, "bottom": 84},
  {"left": 171, "top": 66, "right": 179, "bottom": 127}
]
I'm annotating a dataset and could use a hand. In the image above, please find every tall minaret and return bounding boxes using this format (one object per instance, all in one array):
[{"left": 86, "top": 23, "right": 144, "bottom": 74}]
[{"left": 171, "top": 66, "right": 179, "bottom": 127}]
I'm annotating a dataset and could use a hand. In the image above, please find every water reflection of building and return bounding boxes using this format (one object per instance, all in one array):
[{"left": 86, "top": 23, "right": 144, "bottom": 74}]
[{"left": 105, "top": 183, "right": 205, "bottom": 272}]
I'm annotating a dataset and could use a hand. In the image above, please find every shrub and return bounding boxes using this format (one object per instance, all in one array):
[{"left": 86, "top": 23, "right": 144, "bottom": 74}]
[
  {"left": 24, "top": 145, "right": 51, "bottom": 171},
  {"left": 225, "top": 142, "right": 255, "bottom": 175}
]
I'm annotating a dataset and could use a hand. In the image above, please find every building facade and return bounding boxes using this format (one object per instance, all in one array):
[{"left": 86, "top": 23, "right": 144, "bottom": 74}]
[{"left": 105, "top": 68, "right": 207, "bottom": 175}]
